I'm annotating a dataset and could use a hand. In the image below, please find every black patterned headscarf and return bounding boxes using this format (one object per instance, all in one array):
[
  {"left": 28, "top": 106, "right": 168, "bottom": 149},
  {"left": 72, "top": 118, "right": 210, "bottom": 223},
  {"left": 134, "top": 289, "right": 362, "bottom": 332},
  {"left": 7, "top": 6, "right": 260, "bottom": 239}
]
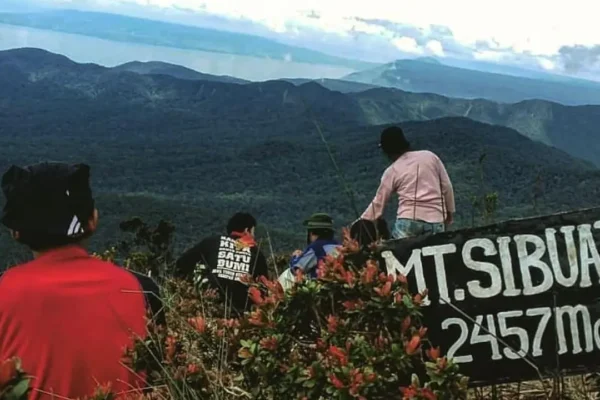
[{"left": 1, "top": 162, "right": 94, "bottom": 238}]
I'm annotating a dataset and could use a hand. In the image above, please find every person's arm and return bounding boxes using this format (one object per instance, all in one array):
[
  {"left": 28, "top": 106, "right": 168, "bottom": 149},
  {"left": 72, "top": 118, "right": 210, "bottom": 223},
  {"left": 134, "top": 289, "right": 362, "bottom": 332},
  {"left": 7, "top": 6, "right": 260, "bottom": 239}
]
[
  {"left": 361, "top": 166, "right": 395, "bottom": 221},
  {"left": 251, "top": 249, "right": 270, "bottom": 279},
  {"left": 436, "top": 155, "right": 455, "bottom": 225},
  {"left": 174, "top": 239, "right": 210, "bottom": 280},
  {"left": 130, "top": 271, "right": 167, "bottom": 327},
  {"left": 289, "top": 250, "right": 303, "bottom": 267},
  {"left": 289, "top": 248, "right": 318, "bottom": 273}
]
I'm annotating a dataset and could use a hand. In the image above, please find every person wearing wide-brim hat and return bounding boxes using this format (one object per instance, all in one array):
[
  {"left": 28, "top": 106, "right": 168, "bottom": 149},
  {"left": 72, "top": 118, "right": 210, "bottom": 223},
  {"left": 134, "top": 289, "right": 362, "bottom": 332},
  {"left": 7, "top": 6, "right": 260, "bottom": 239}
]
[
  {"left": 278, "top": 213, "right": 340, "bottom": 287},
  {"left": 361, "top": 126, "right": 455, "bottom": 240}
]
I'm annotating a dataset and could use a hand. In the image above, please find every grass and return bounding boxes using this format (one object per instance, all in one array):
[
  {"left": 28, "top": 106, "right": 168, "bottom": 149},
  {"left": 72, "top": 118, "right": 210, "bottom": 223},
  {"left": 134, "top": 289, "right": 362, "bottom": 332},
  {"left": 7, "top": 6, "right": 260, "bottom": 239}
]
[{"left": 470, "top": 376, "right": 598, "bottom": 399}]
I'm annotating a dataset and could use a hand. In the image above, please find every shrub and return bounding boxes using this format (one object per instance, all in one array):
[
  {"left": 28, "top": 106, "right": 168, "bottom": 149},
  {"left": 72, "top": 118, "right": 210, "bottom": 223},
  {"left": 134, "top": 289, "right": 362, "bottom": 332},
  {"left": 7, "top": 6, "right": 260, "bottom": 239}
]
[
  {"left": 234, "top": 248, "right": 468, "bottom": 399},
  {"left": 118, "top": 228, "right": 469, "bottom": 399},
  {"left": 8, "top": 223, "right": 469, "bottom": 399}
]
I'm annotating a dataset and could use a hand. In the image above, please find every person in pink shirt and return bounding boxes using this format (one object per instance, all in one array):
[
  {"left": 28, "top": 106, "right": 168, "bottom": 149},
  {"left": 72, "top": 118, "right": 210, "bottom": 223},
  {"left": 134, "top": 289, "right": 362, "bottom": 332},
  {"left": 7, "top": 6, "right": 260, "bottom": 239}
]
[{"left": 361, "top": 126, "right": 455, "bottom": 239}]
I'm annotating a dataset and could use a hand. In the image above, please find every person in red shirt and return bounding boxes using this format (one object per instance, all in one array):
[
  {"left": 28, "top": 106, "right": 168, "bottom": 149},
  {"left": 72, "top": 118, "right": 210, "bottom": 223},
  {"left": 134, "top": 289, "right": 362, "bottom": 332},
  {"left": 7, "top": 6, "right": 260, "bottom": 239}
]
[{"left": 0, "top": 162, "right": 163, "bottom": 400}]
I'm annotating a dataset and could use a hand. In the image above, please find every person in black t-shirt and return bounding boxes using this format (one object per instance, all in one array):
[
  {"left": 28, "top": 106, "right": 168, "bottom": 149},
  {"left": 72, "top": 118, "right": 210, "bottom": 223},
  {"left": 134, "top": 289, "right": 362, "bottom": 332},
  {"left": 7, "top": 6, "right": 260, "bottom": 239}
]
[{"left": 174, "top": 213, "right": 269, "bottom": 315}]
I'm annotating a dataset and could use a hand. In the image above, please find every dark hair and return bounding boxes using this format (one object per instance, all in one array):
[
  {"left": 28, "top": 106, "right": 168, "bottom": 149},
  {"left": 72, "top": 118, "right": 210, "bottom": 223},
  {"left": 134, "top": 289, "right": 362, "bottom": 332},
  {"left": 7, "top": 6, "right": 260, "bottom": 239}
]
[
  {"left": 308, "top": 228, "right": 334, "bottom": 242},
  {"left": 380, "top": 126, "right": 410, "bottom": 159},
  {"left": 376, "top": 218, "right": 391, "bottom": 241},
  {"left": 227, "top": 212, "right": 257, "bottom": 235},
  {"left": 17, "top": 211, "right": 95, "bottom": 252},
  {"left": 350, "top": 219, "right": 378, "bottom": 248},
  {"left": 2, "top": 162, "right": 96, "bottom": 252}
]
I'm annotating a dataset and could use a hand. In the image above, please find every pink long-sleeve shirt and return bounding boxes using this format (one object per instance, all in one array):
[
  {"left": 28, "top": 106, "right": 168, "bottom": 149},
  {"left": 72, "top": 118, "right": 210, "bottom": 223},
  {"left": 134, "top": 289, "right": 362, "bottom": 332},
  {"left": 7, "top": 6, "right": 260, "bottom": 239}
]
[{"left": 361, "top": 150, "right": 455, "bottom": 223}]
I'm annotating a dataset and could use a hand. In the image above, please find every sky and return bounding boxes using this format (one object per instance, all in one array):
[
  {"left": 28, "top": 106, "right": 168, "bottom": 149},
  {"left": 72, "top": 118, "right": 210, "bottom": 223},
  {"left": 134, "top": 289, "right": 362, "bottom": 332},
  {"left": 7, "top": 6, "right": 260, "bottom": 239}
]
[{"left": 9, "top": 0, "right": 600, "bottom": 80}]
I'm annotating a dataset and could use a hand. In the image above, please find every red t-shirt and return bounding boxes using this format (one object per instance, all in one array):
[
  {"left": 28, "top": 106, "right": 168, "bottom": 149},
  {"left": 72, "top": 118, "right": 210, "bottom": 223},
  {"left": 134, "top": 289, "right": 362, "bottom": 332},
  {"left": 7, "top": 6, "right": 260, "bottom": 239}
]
[{"left": 0, "top": 246, "right": 149, "bottom": 399}]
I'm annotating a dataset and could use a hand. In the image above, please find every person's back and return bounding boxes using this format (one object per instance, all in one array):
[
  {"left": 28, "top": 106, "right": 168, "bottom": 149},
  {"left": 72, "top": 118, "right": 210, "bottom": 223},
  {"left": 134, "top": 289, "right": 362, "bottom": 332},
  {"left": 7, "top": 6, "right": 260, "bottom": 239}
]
[
  {"left": 0, "top": 248, "right": 148, "bottom": 399},
  {"left": 361, "top": 126, "right": 455, "bottom": 240},
  {"left": 0, "top": 162, "right": 161, "bottom": 399},
  {"left": 388, "top": 150, "right": 449, "bottom": 222},
  {"left": 175, "top": 213, "right": 269, "bottom": 315}
]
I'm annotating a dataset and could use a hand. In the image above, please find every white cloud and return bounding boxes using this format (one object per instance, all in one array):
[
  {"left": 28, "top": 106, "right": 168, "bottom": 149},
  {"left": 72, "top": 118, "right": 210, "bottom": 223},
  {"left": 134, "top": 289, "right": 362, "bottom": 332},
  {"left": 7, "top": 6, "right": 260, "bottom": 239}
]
[
  {"left": 473, "top": 50, "right": 505, "bottom": 62},
  {"left": 45, "top": 0, "right": 600, "bottom": 55},
  {"left": 87, "top": 0, "right": 600, "bottom": 57},
  {"left": 391, "top": 36, "right": 422, "bottom": 54},
  {"left": 538, "top": 58, "right": 556, "bottom": 71},
  {"left": 425, "top": 40, "right": 444, "bottom": 57},
  {"left": 37, "top": 0, "right": 600, "bottom": 78}
]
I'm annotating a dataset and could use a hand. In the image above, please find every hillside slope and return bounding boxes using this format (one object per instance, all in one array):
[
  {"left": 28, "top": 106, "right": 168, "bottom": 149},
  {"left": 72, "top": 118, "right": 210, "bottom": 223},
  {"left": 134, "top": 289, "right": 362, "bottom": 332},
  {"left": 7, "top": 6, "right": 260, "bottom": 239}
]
[
  {"left": 352, "top": 88, "right": 600, "bottom": 166},
  {"left": 344, "top": 59, "right": 600, "bottom": 106},
  {"left": 2, "top": 49, "right": 600, "bottom": 267},
  {"left": 283, "top": 78, "right": 381, "bottom": 93},
  {"left": 113, "top": 61, "right": 249, "bottom": 84}
]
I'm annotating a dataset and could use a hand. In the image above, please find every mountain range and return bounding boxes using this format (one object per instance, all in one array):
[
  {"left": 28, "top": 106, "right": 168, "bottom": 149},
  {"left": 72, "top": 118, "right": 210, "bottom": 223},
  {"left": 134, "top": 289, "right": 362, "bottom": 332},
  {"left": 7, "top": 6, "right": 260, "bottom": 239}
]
[
  {"left": 1, "top": 48, "right": 600, "bottom": 267},
  {"left": 344, "top": 59, "right": 600, "bottom": 106},
  {"left": 9, "top": 49, "right": 594, "bottom": 166},
  {"left": 2, "top": 9, "right": 600, "bottom": 107}
]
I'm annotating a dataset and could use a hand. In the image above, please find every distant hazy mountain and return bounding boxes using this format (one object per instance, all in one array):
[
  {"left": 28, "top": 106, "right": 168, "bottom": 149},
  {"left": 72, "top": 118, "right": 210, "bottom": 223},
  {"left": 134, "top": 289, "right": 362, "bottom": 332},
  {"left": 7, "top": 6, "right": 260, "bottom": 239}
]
[
  {"left": 0, "top": 10, "right": 376, "bottom": 71},
  {"left": 3, "top": 48, "right": 600, "bottom": 263},
  {"left": 410, "top": 57, "right": 443, "bottom": 65},
  {"left": 283, "top": 78, "right": 380, "bottom": 93},
  {"left": 344, "top": 58, "right": 600, "bottom": 106},
  {"left": 114, "top": 61, "right": 248, "bottom": 84},
  {"left": 435, "top": 57, "right": 591, "bottom": 84},
  {"left": 104, "top": 69, "right": 378, "bottom": 93},
  {"left": 109, "top": 66, "right": 371, "bottom": 92}
]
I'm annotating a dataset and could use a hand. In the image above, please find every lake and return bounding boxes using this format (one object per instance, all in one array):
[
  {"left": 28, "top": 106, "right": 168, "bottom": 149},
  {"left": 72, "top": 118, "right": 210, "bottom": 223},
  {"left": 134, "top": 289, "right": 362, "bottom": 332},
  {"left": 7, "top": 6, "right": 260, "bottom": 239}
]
[{"left": 0, "top": 23, "right": 355, "bottom": 81}]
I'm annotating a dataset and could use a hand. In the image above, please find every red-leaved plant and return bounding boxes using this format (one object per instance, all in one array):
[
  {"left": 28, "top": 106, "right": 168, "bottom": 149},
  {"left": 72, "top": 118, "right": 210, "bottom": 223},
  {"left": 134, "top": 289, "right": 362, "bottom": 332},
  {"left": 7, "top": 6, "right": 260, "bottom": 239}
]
[
  {"left": 233, "top": 228, "right": 468, "bottom": 399},
  {"left": 12, "top": 226, "right": 468, "bottom": 399}
]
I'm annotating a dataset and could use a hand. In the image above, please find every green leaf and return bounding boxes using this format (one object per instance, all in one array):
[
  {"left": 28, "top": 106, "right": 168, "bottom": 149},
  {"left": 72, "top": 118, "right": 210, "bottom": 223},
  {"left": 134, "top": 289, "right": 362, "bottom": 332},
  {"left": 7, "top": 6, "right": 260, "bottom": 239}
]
[
  {"left": 6, "top": 379, "right": 30, "bottom": 400},
  {"left": 429, "top": 375, "right": 446, "bottom": 385},
  {"left": 241, "top": 358, "right": 253, "bottom": 366},
  {"left": 411, "top": 373, "right": 420, "bottom": 388},
  {"left": 303, "top": 380, "right": 316, "bottom": 388}
]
